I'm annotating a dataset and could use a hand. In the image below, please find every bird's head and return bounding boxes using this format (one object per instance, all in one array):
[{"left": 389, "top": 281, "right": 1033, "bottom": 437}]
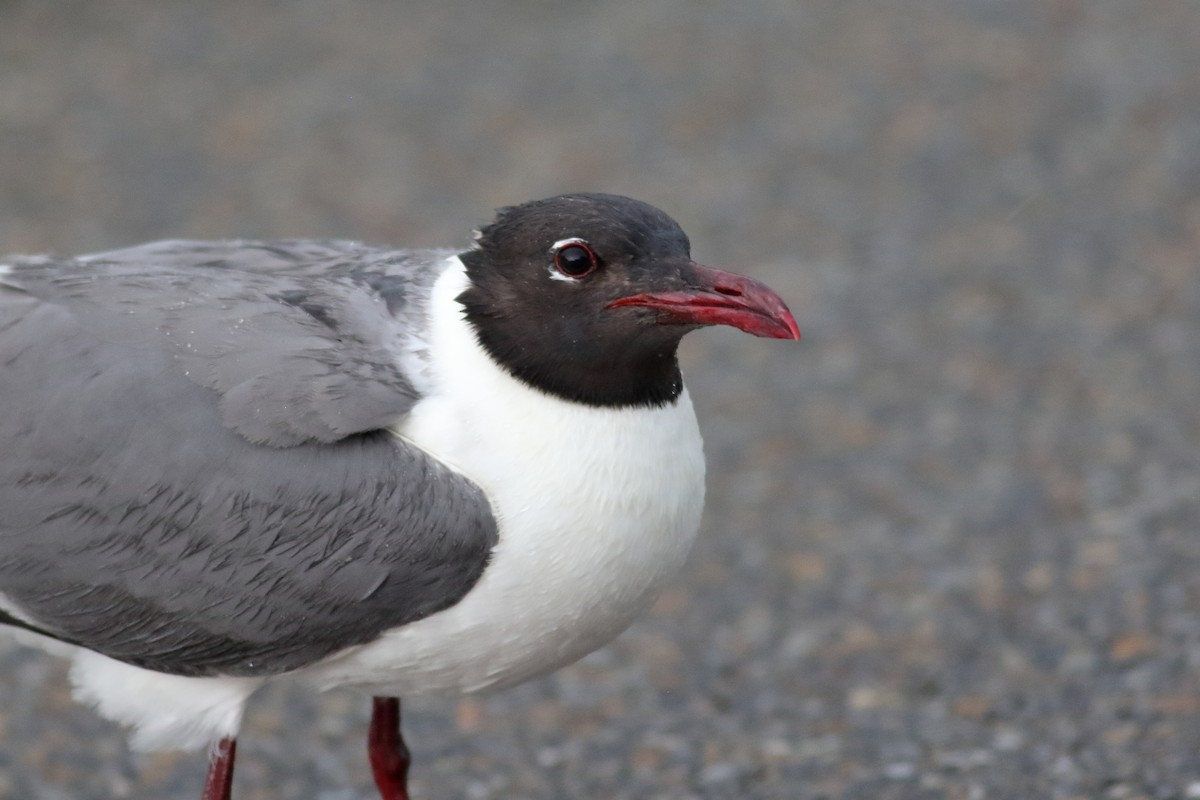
[{"left": 458, "top": 193, "right": 799, "bottom": 407}]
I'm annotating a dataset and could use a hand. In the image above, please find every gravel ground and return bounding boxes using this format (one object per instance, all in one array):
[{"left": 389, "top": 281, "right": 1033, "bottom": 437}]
[{"left": 2, "top": 2, "right": 1200, "bottom": 798}]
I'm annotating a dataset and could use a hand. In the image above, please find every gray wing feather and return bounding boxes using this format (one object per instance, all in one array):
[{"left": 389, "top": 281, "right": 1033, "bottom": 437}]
[
  {"left": 0, "top": 243, "right": 496, "bottom": 677},
  {"left": 56, "top": 240, "right": 453, "bottom": 446}
]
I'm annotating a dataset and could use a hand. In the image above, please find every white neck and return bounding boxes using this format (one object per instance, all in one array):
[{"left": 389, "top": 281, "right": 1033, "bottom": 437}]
[{"left": 311, "top": 257, "right": 707, "bottom": 694}]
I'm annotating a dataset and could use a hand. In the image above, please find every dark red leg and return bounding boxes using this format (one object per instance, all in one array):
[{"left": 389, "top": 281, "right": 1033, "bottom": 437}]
[
  {"left": 200, "top": 738, "right": 237, "bottom": 800},
  {"left": 369, "top": 696, "right": 412, "bottom": 800}
]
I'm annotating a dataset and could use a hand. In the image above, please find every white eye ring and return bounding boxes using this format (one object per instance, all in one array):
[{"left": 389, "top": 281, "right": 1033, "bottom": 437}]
[{"left": 549, "top": 238, "right": 598, "bottom": 280}]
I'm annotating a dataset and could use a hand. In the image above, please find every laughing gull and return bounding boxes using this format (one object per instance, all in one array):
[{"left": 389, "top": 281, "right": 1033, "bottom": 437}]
[{"left": 0, "top": 193, "right": 799, "bottom": 800}]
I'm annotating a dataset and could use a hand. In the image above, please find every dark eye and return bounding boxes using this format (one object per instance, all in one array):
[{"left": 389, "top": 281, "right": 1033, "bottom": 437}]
[{"left": 553, "top": 240, "right": 598, "bottom": 279}]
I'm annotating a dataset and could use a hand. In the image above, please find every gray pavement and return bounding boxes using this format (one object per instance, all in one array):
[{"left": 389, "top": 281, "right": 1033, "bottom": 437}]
[{"left": 2, "top": 2, "right": 1199, "bottom": 798}]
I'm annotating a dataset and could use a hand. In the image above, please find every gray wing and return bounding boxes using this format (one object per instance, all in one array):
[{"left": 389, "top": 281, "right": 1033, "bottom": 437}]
[
  {"left": 0, "top": 243, "right": 497, "bottom": 677},
  {"left": 71, "top": 239, "right": 456, "bottom": 446}
]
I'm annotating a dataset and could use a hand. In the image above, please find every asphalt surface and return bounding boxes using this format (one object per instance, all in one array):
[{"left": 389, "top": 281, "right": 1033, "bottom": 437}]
[{"left": 2, "top": 2, "right": 1200, "bottom": 798}]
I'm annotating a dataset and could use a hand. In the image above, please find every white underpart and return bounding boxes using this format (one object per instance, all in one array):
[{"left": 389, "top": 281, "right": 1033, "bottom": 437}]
[
  {"left": 307, "top": 256, "right": 706, "bottom": 694},
  {"left": 4, "top": 255, "right": 706, "bottom": 750},
  {"left": 0, "top": 594, "right": 261, "bottom": 750},
  {"left": 70, "top": 651, "right": 262, "bottom": 751}
]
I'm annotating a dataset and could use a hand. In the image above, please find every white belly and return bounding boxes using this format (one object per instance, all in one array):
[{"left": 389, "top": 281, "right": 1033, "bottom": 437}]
[{"left": 306, "top": 258, "right": 706, "bottom": 695}]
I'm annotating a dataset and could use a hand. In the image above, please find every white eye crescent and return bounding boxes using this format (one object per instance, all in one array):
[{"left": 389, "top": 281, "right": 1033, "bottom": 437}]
[{"left": 550, "top": 239, "right": 598, "bottom": 280}]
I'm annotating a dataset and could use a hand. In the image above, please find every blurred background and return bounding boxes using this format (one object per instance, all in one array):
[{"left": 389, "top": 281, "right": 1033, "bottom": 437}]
[{"left": 2, "top": 2, "right": 1199, "bottom": 798}]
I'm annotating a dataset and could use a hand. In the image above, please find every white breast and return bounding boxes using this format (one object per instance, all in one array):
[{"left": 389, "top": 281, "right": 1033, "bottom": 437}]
[{"left": 307, "top": 257, "right": 706, "bottom": 695}]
